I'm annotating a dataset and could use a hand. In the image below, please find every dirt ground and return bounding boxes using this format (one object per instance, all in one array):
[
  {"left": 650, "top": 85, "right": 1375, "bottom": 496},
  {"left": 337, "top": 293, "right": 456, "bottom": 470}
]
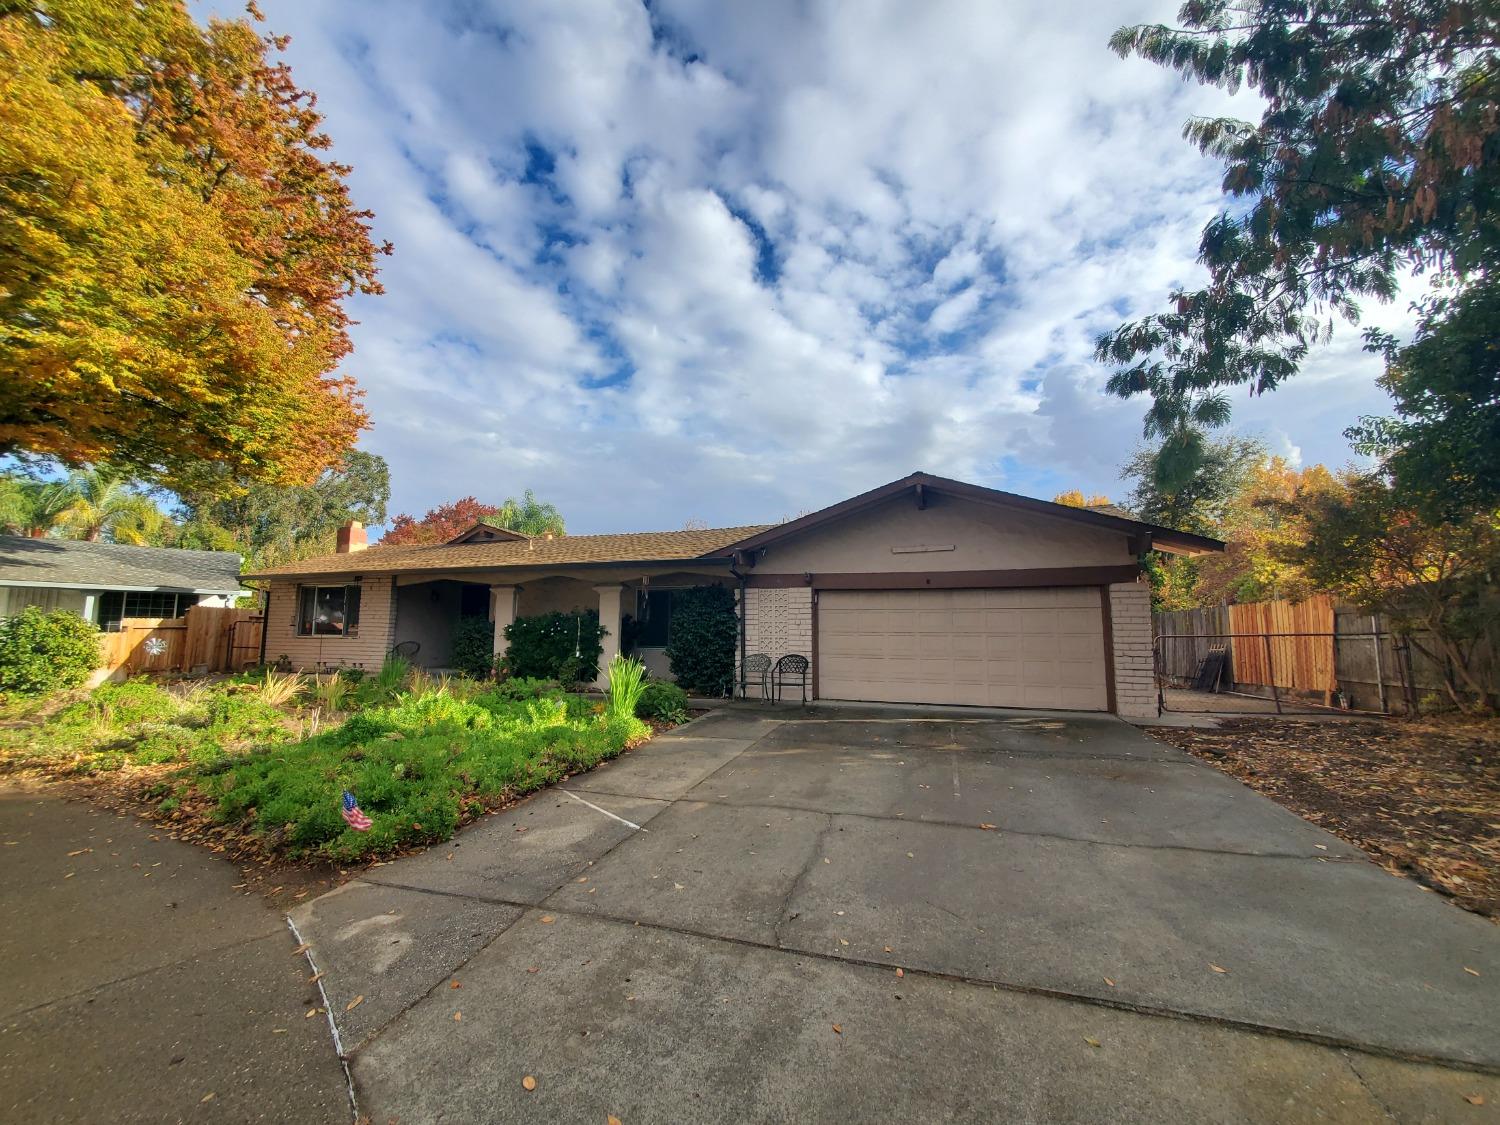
[{"left": 1146, "top": 716, "right": 1500, "bottom": 920}]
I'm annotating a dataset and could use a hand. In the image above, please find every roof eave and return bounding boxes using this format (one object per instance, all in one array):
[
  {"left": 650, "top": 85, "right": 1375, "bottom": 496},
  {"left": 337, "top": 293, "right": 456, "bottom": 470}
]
[{"left": 241, "top": 555, "right": 737, "bottom": 582}]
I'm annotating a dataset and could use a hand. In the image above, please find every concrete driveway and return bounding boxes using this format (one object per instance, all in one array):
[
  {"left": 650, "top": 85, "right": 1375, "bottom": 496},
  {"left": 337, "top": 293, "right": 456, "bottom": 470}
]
[{"left": 292, "top": 707, "right": 1500, "bottom": 1123}]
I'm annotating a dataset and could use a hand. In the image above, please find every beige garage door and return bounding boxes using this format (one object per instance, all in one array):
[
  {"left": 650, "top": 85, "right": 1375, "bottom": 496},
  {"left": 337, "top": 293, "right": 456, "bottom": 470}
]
[{"left": 817, "top": 587, "right": 1107, "bottom": 710}]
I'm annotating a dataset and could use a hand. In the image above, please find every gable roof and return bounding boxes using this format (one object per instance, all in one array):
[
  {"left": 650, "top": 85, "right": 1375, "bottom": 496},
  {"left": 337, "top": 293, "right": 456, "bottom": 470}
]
[
  {"left": 710, "top": 472, "right": 1224, "bottom": 557},
  {"left": 0, "top": 537, "right": 245, "bottom": 593},
  {"left": 242, "top": 525, "right": 772, "bottom": 581},
  {"left": 444, "top": 522, "right": 530, "bottom": 546}
]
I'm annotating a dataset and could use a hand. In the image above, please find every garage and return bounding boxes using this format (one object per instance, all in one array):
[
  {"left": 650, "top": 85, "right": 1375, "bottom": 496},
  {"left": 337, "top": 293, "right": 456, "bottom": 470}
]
[{"left": 816, "top": 587, "right": 1108, "bottom": 710}]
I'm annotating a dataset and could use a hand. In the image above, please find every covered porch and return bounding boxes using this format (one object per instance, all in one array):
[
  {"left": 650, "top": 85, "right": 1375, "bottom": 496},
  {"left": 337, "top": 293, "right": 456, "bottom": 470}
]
[{"left": 391, "top": 565, "right": 733, "bottom": 687}]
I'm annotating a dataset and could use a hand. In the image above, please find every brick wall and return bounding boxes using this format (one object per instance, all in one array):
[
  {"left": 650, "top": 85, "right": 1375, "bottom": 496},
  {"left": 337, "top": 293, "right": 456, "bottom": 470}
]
[
  {"left": 264, "top": 576, "right": 397, "bottom": 672},
  {"left": 1108, "top": 581, "right": 1156, "bottom": 718},
  {"left": 738, "top": 586, "right": 813, "bottom": 698}
]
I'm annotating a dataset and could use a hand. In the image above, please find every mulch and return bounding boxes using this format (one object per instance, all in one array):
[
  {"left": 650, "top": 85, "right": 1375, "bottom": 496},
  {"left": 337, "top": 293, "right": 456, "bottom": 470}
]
[{"left": 1145, "top": 716, "right": 1500, "bottom": 921}]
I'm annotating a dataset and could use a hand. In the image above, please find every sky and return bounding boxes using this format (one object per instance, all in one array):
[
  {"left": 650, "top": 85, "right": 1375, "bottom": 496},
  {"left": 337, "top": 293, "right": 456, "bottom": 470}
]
[{"left": 208, "top": 0, "right": 1413, "bottom": 536}]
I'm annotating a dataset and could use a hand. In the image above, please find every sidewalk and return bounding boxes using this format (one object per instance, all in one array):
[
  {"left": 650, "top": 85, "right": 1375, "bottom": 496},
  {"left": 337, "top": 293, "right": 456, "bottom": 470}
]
[{"left": 0, "top": 783, "right": 348, "bottom": 1125}]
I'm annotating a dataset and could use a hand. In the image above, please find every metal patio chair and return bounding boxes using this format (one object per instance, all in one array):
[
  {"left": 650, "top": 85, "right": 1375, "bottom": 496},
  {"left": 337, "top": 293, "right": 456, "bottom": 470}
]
[
  {"left": 741, "top": 653, "right": 772, "bottom": 700},
  {"left": 772, "top": 653, "right": 810, "bottom": 705}
]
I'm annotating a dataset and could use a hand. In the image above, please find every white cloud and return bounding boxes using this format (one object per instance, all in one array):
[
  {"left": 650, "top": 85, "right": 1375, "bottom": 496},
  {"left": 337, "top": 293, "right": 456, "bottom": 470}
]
[{"left": 206, "top": 0, "right": 1399, "bottom": 530}]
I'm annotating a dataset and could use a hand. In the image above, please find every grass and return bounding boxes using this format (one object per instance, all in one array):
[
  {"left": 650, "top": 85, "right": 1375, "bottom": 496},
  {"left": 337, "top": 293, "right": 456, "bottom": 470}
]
[{"left": 0, "top": 660, "right": 653, "bottom": 863}]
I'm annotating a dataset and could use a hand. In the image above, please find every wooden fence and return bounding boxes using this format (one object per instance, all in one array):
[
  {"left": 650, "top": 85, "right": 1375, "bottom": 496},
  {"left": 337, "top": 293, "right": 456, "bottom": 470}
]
[
  {"left": 1227, "top": 595, "right": 1337, "bottom": 698},
  {"left": 99, "top": 605, "right": 264, "bottom": 677},
  {"left": 1153, "top": 605, "right": 1231, "bottom": 682}
]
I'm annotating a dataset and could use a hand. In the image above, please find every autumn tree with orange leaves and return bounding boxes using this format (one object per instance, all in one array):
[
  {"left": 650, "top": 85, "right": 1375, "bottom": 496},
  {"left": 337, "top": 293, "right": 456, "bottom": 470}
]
[{"left": 0, "top": 0, "right": 389, "bottom": 491}]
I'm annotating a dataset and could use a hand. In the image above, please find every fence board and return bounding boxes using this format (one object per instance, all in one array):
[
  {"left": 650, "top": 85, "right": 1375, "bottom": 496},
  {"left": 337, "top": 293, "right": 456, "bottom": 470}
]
[
  {"left": 99, "top": 605, "right": 264, "bottom": 676},
  {"left": 1227, "top": 595, "right": 1336, "bottom": 695},
  {"left": 1153, "top": 605, "right": 1230, "bottom": 683}
]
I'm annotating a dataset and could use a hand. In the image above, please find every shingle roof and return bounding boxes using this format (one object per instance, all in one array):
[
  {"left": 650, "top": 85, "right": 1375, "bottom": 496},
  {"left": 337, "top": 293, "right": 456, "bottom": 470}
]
[
  {"left": 0, "top": 537, "right": 244, "bottom": 592},
  {"left": 242, "top": 525, "right": 773, "bottom": 580}
]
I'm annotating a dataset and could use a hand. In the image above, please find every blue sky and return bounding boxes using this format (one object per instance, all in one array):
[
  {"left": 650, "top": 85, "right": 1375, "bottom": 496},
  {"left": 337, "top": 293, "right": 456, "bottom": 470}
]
[{"left": 206, "top": 0, "right": 1410, "bottom": 535}]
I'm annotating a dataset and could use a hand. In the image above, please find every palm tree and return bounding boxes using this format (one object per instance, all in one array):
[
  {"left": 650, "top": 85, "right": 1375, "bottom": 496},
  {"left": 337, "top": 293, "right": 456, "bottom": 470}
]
[
  {"left": 58, "top": 467, "right": 136, "bottom": 542},
  {"left": 1, "top": 479, "right": 77, "bottom": 538}
]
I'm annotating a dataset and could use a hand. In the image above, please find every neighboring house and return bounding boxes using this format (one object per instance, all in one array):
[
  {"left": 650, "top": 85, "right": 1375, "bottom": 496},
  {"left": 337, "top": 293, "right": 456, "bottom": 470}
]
[
  {"left": 0, "top": 537, "right": 247, "bottom": 630},
  {"left": 243, "top": 472, "right": 1222, "bottom": 718}
]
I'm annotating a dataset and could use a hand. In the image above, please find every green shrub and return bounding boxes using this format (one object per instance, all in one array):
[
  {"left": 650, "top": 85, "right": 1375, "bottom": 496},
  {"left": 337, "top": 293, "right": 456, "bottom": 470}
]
[
  {"left": 198, "top": 684, "right": 647, "bottom": 861},
  {"left": 57, "top": 680, "right": 180, "bottom": 729},
  {"left": 484, "top": 676, "right": 558, "bottom": 702},
  {"left": 0, "top": 607, "right": 101, "bottom": 695},
  {"left": 605, "top": 654, "right": 646, "bottom": 721},
  {"left": 204, "top": 693, "right": 291, "bottom": 746},
  {"left": 637, "top": 680, "right": 689, "bottom": 722},
  {"left": 665, "top": 586, "right": 737, "bottom": 696},
  {"left": 358, "top": 654, "right": 411, "bottom": 706},
  {"left": 450, "top": 616, "right": 495, "bottom": 679},
  {"left": 502, "top": 611, "right": 605, "bottom": 681}
]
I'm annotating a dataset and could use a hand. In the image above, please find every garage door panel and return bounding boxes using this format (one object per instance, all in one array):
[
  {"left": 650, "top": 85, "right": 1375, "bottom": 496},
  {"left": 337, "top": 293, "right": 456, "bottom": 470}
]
[{"left": 817, "top": 587, "right": 1107, "bottom": 712}]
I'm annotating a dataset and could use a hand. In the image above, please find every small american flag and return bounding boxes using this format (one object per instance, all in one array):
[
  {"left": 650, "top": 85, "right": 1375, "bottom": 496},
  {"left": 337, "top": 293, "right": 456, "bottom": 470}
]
[{"left": 341, "top": 790, "right": 372, "bottom": 832}]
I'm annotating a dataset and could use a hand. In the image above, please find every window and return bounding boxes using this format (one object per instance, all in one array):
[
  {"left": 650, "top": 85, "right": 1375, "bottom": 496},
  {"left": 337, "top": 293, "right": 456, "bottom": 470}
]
[
  {"left": 296, "top": 585, "right": 362, "bottom": 637},
  {"left": 635, "top": 589, "right": 674, "bottom": 647},
  {"left": 97, "top": 591, "right": 198, "bottom": 631}
]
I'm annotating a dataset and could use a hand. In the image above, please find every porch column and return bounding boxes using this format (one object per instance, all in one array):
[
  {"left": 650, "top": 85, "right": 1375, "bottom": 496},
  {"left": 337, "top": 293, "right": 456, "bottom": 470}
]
[
  {"left": 593, "top": 584, "right": 624, "bottom": 689},
  {"left": 489, "top": 585, "right": 519, "bottom": 668}
]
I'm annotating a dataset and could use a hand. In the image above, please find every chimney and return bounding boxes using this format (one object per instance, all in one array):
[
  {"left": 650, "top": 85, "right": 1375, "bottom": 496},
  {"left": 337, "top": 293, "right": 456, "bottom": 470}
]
[{"left": 336, "top": 520, "right": 368, "bottom": 554}]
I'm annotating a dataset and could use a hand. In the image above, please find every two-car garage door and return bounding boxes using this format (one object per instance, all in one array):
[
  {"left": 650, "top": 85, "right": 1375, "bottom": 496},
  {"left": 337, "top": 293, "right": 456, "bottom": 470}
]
[{"left": 816, "top": 587, "right": 1108, "bottom": 711}]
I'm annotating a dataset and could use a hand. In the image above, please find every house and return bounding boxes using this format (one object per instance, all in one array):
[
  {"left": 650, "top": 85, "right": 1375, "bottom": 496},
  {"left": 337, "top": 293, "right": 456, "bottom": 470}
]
[
  {"left": 244, "top": 473, "right": 1221, "bottom": 718},
  {"left": 0, "top": 537, "right": 247, "bottom": 629}
]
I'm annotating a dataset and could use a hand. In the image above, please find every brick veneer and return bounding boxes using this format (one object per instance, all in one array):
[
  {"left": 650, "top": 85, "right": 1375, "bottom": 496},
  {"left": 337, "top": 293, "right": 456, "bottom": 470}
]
[
  {"left": 738, "top": 586, "right": 813, "bottom": 698},
  {"left": 1107, "top": 581, "right": 1157, "bottom": 718}
]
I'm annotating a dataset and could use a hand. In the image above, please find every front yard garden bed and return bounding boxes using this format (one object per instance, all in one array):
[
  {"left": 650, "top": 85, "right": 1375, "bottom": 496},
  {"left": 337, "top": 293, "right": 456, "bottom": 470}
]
[
  {"left": 1145, "top": 716, "right": 1500, "bottom": 920},
  {"left": 0, "top": 662, "right": 657, "bottom": 866}
]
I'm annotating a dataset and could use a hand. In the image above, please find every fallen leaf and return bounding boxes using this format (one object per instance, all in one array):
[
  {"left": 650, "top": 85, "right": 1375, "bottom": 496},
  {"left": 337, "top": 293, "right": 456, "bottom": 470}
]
[
  {"left": 291, "top": 943, "right": 311, "bottom": 956},
  {"left": 1209, "top": 964, "right": 1229, "bottom": 974},
  {"left": 906, "top": 852, "right": 914, "bottom": 859},
  {"left": 576, "top": 876, "right": 588, "bottom": 883},
  {"left": 450, "top": 980, "right": 461, "bottom": 989},
  {"left": 832, "top": 1024, "right": 842, "bottom": 1034},
  {"left": 305, "top": 1008, "right": 319, "bottom": 1018},
  {"left": 67, "top": 848, "right": 91, "bottom": 857},
  {"left": 1103, "top": 977, "right": 1116, "bottom": 987},
  {"left": 838, "top": 938, "right": 849, "bottom": 946},
  {"left": 1084, "top": 1036, "right": 1102, "bottom": 1048},
  {"left": 346, "top": 995, "right": 364, "bottom": 1012},
  {"left": 201, "top": 1092, "right": 215, "bottom": 1103},
  {"left": 271, "top": 1028, "right": 287, "bottom": 1034},
  {"left": 522, "top": 1075, "right": 537, "bottom": 1092},
  {"left": 64, "top": 872, "right": 75, "bottom": 879},
  {"left": 1463, "top": 967, "right": 1480, "bottom": 977},
  {"left": 539, "top": 915, "right": 556, "bottom": 924},
  {"left": 526, "top": 966, "right": 540, "bottom": 974},
  {"left": 884, "top": 946, "right": 893, "bottom": 953},
  {"left": 453, "top": 1011, "right": 462, "bottom": 1022},
  {"left": 608, "top": 1116, "right": 623, "bottom": 1125},
  {"left": 308, "top": 971, "right": 325, "bottom": 984},
  {"left": 895, "top": 968, "right": 904, "bottom": 978},
  {"left": 1464, "top": 1093, "right": 1485, "bottom": 1105},
  {"left": 978, "top": 824, "right": 997, "bottom": 831}
]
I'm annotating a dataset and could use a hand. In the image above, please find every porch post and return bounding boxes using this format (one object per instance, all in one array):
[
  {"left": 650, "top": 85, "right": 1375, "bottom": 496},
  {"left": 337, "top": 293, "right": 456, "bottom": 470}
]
[
  {"left": 489, "top": 585, "right": 519, "bottom": 668},
  {"left": 593, "top": 584, "right": 624, "bottom": 690}
]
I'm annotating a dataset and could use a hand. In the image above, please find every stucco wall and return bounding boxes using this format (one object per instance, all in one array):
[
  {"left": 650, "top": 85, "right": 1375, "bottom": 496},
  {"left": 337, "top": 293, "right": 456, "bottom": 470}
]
[
  {"left": 1108, "top": 581, "right": 1156, "bottom": 717},
  {"left": 264, "top": 576, "right": 397, "bottom": 671},
  {"left": 517, "top": 576, "right": 598, "bottom": 617},
  {"left": 393, "top": 581, "right": 465, "bottom": 668},
  {"left": 752, "top": 493, "right": 1134, "bottom": 575},
  {"left": 738, "top": 586, "right": 813, "bottom": 698}
]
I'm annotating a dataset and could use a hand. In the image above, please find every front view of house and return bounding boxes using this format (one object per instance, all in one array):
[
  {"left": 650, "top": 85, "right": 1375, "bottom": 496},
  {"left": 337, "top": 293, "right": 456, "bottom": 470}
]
[{"left": 245, "top": 473, "right": 1222, "bottom": 718}]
